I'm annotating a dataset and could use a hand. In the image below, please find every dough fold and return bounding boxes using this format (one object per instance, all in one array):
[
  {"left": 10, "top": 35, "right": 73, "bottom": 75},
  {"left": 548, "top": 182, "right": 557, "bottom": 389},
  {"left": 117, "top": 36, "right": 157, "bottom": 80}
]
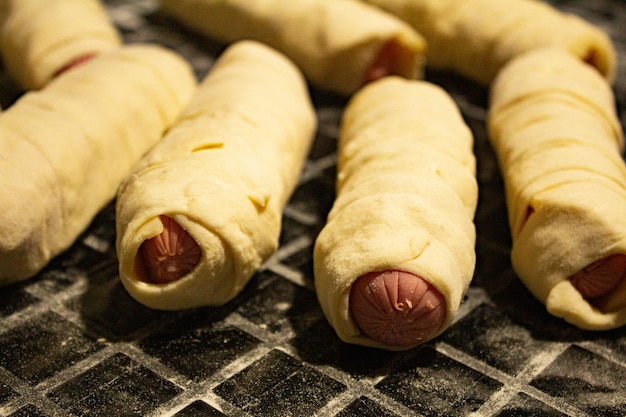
[
  {"left": 159, "top": 0, "right": 426, "bottom": 95},
  {"left": 488, "top": 48, "right": 626, "bottom": 330},
  {"left": 361, "top": 0, "right": 616, "bottom": 85},
  {"left": 314, "top": 77, "right": 477, "bottom": 350},
  {"left": 0, "top": 44, "right": 197, "bottom": 285},
  {"left": 116, "top": 40, "right": 317, "bottom": 310},
  {"left": 0, "top": 0, "right": 122, "bottom": 90}
]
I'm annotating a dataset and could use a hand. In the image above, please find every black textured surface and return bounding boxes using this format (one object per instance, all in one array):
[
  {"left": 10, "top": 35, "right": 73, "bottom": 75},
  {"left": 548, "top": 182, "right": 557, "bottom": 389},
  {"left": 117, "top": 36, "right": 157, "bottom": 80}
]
[{"left": 1, "top": 0, "right": 626, "bottom": 416}]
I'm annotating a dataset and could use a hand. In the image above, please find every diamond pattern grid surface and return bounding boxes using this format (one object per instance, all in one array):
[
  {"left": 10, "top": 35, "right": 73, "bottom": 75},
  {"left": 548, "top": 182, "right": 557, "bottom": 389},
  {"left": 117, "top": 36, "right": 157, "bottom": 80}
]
[{"left": 1, "top": 0, "right": 626, "bottom": 416}]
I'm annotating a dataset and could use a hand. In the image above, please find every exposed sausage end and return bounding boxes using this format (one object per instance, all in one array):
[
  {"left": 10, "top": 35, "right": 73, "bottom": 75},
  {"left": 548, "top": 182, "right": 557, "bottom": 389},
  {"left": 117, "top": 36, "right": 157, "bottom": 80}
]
[
  {"left": 569, "top": 253, "right": 626, "bottom": 300},
  {"left": 53, "top": 53, "right": 97, "bottom": 78},
  {"left": 349, "top": 270, "right": 446, "bottom": 348},
  {"left": 137, "top": 216, "right": 202, "bottom": 285},
  {"left": 363, "top": 40, "right": 406, "bottom": 85}
]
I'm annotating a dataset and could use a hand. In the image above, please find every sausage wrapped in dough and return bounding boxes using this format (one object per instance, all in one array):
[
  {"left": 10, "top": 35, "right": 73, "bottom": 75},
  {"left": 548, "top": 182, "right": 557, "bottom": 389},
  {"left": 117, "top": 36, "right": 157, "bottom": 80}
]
[
  {"left": 0, "top": 0, "right": 122, "bottom": 90},
  {"left": 159, "top": 0, "right": 426, "bottom": 96},
  {"left": 314, "top": 76, "right": 477, "bottom": 350},
  {"left": 0, "top": 44, "right": 197, "bottom": 285},
  {"left": 362, "top": 0, "right": 616, "bottom": 85},
  {"left": 488, "top": 48, "right": 626, "bottom": 330},
  {"left": 115, "top": 40, "right": 317, "bottom": 310}
]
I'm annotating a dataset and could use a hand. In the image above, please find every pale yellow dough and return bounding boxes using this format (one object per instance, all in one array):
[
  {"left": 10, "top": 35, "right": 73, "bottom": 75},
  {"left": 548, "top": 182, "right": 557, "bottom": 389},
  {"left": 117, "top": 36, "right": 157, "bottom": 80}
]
[
  {"left": 116, "top": 40, "right": 317, "bottom": 310},
  {"left": 362, "top": 0, "right": 616, "bottom": 85},
  {"left": 488, "top": 48, "right": 626, "bottom": 330},
  {"left": 0, "top": 44, "right": 197, "bottom": 285},
  {"left": 0, "top": 0, "right": 122, "bottom": 90},
  {"left": 313, "top": 77, "right": 477, "bottom": 350},
  {"left": 159, "top": 0, "right": 426, "bottom": 95}
]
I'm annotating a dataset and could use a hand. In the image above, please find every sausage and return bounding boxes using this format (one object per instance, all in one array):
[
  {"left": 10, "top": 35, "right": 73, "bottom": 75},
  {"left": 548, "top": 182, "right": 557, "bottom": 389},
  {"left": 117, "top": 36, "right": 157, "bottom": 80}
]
[
  {"left": 53, "top": 53, "right": 97, "bottom": 78},
  {"left": 159, "top": 0, "right": 426, "bottom": 95},
  {"left": 349, "top": 270, "right": 446, "bottom": 347},
  {"left": 363, "top": 39, "right": 406, "bottom": 84},
  {"left": 569, "top": 254, "right": 626, "bottom": 300},
  {"left": 138, "top": 216, "right": 202, "bottom": 285}
]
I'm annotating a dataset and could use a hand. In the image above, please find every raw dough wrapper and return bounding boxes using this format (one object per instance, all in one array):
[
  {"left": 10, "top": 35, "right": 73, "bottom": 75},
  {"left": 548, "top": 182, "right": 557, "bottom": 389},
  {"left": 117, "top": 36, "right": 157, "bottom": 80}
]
[
  {"left": 314, "top": 76, "right": 477, "bottom": 350},
  {"left": 488, "top": 48, "right": 626, "bottom": 330},
  {"left": 115, "top": 40, "right": 317, "bottom": 310},
  {"left": 159, "top": 0, "right": 426, "bottom": 95},
  {"left": 0, "top": 0, "right": 122, "bottom": 90},
  {"left": 362, "top": 0, "right": 616, "bottom": 85},
  {"left": 0, "top": 44, "right": 197, "bottom": 285}
]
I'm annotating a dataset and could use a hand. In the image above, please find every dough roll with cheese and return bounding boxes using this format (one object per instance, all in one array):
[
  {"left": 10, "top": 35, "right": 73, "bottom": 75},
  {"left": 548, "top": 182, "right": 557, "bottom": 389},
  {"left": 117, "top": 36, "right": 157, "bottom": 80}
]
[
  {"left": 361, "top": 0, "right": 616, "bottom": 85},
  {"left": 159, "top": 0, "right": 426, "bottom": 96},
  {"left": 0, "top": 0, "right": 122, "bottom": 90},
  {"left": 116, "top": 40, "right": 316, "bottom": 310},
  {"left": 488, "top": 48, "right": 626, "bottom": 330},
  {"left": 314, "top": 77, "right": 478, "bottom": 350},
  {"left": 0, "top": 44, "right": 197, "bottom": 285}
]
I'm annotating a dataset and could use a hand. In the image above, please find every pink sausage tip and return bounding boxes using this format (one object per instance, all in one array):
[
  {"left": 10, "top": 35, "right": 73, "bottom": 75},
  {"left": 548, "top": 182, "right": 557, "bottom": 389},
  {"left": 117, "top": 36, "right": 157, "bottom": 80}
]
[
  {"left": 349, "top": 270, "right": 446, "bottom": 348},
  {"left": 53, "top": 53, "right": 97, "bottom": 78},
  {"left": 137, "top": 216, "right": 202, "bottom": 285},
  {"left": 363, "top": 40, "right": 403, "bottom": 85},
  {"left": 569, "top": 253, "right": 626, "bottom": 300}
]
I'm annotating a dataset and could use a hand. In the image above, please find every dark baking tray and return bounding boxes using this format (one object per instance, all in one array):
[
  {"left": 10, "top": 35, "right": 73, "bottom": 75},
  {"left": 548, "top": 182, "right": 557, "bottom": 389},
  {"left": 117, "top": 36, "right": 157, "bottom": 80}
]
[{"left": 1, "top": 0, "right": 625, "bottom": 416}]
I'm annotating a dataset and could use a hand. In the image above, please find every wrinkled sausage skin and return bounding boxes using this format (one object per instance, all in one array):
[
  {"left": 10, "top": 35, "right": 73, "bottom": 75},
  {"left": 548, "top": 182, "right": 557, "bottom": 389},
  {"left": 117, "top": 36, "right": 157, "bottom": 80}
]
[
  {"left": 137, "top": 216, "right": 202, "bottom": 285},
  {"left": 349, "top": 270, "right": 446, "bottom": 347},
  {"left": 569, "top": 254, "right": 626, "bottom": 300}
]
